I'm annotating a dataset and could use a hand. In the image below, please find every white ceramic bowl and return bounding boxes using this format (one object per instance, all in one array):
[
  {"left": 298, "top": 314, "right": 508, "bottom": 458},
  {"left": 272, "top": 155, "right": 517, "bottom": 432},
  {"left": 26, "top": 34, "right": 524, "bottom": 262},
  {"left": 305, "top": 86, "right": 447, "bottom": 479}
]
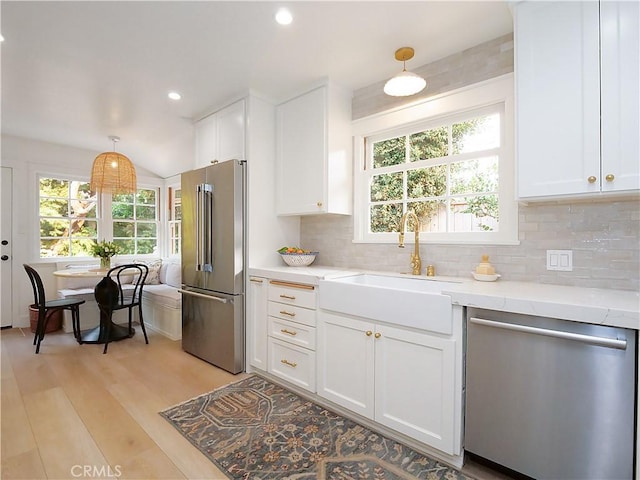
[
  {"left": 472, "top": 272, "right": 501, "bottom": 282},
  {"left": 280, "top": 252, "right": 318, "bottom": 267}
]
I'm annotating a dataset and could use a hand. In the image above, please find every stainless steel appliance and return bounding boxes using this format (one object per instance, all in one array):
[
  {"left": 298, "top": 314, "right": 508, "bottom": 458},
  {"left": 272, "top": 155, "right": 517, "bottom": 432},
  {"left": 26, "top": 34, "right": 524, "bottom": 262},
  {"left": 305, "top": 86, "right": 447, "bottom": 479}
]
[
  {"left": 465, "top": 307, "right": 636, "bottom": 479},
  {"left": 180, "top": 160, "right": 246, "bottom": 374}
]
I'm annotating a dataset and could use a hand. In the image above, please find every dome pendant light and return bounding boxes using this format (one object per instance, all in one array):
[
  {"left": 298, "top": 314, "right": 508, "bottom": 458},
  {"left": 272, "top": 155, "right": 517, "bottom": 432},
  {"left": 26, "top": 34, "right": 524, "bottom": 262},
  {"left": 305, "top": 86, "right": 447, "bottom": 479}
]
[
  {"left": 383, "top": 47, "right": 426, "bottom": 97},
  {"left": 90, "top": 136, "right": 137, "bottom": 194}
]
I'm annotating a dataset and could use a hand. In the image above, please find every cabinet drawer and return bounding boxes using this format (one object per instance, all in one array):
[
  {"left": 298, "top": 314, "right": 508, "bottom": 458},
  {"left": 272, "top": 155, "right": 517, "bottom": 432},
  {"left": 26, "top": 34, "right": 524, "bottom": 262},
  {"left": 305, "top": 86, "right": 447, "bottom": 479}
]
[
  {"left": 268, "top": 316, "right": 316, "bottom": 350},
  {"left": 268, "top": 339, "right": 316, "bottom": 392},
  {"left": 268, "top": 301, "right": 316, "bottom": 327},
  {"left": 268, "top": 280, "right": 316, "bottom": 309}
]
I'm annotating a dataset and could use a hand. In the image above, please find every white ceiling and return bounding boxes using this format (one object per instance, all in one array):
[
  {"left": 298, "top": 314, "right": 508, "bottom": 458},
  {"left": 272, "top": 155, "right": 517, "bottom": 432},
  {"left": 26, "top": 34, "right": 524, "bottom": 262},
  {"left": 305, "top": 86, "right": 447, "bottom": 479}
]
[{"left": 1, "top": 1, "right": 513, "bottom": 178}]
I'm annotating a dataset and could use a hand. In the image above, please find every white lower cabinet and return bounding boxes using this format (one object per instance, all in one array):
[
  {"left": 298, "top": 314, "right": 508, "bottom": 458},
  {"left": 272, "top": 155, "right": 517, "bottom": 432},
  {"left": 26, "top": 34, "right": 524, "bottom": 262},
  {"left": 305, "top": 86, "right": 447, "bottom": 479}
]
[
  {"left": 266, "top": 279, "right": 318, "bottom": 392},
  {"left": 318, "top": 310, "right": 457, "bottom": 455}
]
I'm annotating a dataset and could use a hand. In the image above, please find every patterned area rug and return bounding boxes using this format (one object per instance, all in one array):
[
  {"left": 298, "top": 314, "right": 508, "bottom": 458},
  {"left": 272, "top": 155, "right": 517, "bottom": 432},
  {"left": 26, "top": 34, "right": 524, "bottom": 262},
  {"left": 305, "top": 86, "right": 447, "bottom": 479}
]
[{"left": 160, "top": 375, "right": 471, "bottom": 479}]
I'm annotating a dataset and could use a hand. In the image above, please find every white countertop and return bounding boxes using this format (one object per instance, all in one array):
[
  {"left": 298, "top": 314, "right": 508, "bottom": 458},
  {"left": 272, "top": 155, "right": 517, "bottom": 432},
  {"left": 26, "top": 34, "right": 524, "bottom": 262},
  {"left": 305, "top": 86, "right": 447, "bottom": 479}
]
[{"left": 249, "top": 265, "right": 640, "bottom": 330}]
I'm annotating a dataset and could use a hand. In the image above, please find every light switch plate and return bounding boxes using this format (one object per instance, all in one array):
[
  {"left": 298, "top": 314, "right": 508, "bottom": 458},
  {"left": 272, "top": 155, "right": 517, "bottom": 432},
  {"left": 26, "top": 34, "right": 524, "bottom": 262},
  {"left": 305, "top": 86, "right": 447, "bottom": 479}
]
[{"left": 546, "top": 250, "right": 573, "bottom": 271}]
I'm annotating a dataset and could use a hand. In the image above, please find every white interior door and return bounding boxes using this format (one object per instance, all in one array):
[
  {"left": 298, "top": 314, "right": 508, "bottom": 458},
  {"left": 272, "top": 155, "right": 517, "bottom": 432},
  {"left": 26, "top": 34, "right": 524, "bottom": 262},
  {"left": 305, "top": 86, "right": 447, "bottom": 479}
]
[{"left": 0, "top": 167, "right": 13, "bottom": 327}]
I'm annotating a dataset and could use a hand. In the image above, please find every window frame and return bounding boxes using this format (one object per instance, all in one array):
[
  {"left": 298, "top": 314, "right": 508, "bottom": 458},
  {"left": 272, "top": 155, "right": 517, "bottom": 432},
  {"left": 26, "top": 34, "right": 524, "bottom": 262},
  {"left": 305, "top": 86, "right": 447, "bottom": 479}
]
[
  {"left": 36, "top": 173, "right": 163, "bottom": 260},
  {"left": 36, "top": 174, "right": 98, "bottom": 258},
  {"left": 106, "top": 186, "right": 161, "bottom": 256},
  {"left": 167, "top": 184, "right": 182, "bottom": 257},
  {"left": 353, "top": 74, "right": 518, "bottom": 245}
]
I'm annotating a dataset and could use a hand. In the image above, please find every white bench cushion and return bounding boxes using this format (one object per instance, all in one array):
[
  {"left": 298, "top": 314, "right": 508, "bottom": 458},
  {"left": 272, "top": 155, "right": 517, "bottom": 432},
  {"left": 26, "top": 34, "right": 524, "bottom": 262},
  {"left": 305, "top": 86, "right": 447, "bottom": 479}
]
[{"left": 142, "top": 284, "right": 181, "bottom": 309}]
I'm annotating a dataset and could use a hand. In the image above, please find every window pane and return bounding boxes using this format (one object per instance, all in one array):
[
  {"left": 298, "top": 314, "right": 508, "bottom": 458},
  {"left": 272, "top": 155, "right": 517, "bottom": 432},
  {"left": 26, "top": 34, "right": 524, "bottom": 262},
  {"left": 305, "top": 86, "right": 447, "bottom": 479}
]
[
  {"left": 112, "top": 203, "right": 134, "bottom": 219},
  {"left": 136, "top": 205, "right": 156, "bottom": 220},
  {"left": 40, "top": 218, "right": 69, "bottom": 237},
  {"left": 73, "top": 181, "right": 93, "bottom": 200},
  {"left": 452, "top": 114, "right": 500, "bottom": 154},
  {"left": 113, "top": 193, "right": 133, "bottom": 203},
  {"left": 409, "top": 126, "right": 448, "bottom": 161},
  {"left": 370, "top": 172, "right": 403, "bottom": 201},
  {"left": 136, "top": 222, "right": 156, "bottom": 238},
  {"left": 408, "top": 200, "right": 447, "bottom": 232},
  {"left": 174, "top": 205, "right": 182, "bottom": 221},
  {"left": 373, "top": 137, "right": 406, "bottom": 168},
  {"left": 74, "top": 220, "right": 97, "bottom": 237},
  {"left": 407, "top": 165, "right": 447, "bottom": 198},
  {"left": 137, "top": 189, "right": 156, "bottom": 205},
  {"left": 40, "top": 198, "right": 68, "bottom": 217},
  {"left": 40, "top": 178, "right": 68, "bottom": 197},
  {"left": 113, "top": 221, "right": 134, "bottom": 237},
  {"left": 40, "top": 238, "right": 69, "bottom": 257},
  {"left": 450, "top": 157, "right": 499, "bottom": 195},
  {"left": 70, "top": 238, "right": 95, "bottom": 256},
  {"left": 370, "top": 203, "right": 402, "bottom": 233},
  {"left": 450, "top": 195, "right": 499, "bottom": 232},
  {"left": 114, "top": 239, "right": 135, "bottom": 255},
  {"left": 136, "top": 239, "right": 157, "bottom": 255}
]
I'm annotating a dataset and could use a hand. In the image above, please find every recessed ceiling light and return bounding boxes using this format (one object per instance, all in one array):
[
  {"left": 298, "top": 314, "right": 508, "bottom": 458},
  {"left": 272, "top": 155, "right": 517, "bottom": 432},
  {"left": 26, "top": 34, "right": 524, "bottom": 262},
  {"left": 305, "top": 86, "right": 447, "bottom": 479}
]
[
  {"left": 275, "top": 8, "right": 293, "bottom": 25},
  {"left": 168, "top": 92, "right": 181, "bottom": 101},
  {"left": 0, "top": 34, "right": 4, "bottom": 42}
]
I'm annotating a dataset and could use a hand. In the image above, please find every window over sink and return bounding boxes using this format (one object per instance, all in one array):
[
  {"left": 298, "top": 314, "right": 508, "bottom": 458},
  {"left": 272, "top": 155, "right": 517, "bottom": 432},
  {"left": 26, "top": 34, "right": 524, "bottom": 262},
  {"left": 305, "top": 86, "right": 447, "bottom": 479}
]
[{"left": 353, "top": 74, "right": 518, "bottom": 245}]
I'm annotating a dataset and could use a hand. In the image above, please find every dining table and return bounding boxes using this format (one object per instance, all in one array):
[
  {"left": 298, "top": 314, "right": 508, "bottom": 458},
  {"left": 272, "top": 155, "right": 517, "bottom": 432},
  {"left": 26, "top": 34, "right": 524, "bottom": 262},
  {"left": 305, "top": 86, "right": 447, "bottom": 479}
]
[{"left": 53, "top": 268, "right": 135, "bottom": 345}]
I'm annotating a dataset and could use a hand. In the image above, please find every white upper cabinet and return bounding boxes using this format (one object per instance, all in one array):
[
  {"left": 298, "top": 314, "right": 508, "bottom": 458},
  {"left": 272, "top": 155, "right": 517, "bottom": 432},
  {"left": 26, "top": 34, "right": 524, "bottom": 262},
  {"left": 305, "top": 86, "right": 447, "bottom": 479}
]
[
  {"left": 195, "top": 99, "right": 246, "bottom": 168},
  {"left": 600, "top": 1, "right": 640, "bottom": 193},
  {"left": 515, "top": 1, "right": 639, "bottom": 199},
  {"left": 276, "top": 84, "right": 353, "bottom": 216}
]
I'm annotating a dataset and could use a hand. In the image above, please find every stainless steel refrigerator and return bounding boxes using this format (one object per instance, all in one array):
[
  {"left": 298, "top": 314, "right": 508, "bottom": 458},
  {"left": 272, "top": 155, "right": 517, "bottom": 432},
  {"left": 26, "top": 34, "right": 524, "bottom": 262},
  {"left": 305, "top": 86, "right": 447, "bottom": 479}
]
[{"left": 180, "top": 160, "right": 246, "bottom": 374}]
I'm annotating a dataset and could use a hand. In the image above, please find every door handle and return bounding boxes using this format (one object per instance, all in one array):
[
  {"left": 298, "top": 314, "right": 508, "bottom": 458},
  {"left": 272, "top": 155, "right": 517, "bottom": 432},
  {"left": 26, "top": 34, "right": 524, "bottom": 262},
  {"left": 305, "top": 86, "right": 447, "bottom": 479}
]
[
  {"left": 178, "top": 289, "right": 228, "bottom": 304},
  {"left": 1, "top": 240, "right": 8, "bottom": 246},
  {"left": 1, "top": 255, "right": 8, "bottom": 261}
]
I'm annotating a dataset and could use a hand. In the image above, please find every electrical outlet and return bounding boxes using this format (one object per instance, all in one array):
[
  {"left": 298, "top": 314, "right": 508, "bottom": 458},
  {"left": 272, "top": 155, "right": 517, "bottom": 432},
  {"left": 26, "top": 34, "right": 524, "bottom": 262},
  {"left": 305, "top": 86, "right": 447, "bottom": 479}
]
[{"left": 546, "top": 250, "right": 573, "bottom": 271}]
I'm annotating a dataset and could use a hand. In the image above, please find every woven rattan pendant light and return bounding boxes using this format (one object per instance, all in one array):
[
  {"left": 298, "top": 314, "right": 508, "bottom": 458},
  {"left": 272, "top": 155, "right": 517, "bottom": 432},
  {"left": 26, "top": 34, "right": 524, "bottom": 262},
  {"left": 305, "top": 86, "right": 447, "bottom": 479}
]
[{"left": 90, "top": 136, "right": 137, "bottom": 194}]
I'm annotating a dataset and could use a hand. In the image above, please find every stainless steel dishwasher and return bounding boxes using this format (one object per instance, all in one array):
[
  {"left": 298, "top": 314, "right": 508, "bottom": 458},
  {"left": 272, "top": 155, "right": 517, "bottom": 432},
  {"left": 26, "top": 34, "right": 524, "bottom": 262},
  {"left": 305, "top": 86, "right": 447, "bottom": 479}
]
[{"left": 465, "top": 307, "right": 636, "bottom": 480}]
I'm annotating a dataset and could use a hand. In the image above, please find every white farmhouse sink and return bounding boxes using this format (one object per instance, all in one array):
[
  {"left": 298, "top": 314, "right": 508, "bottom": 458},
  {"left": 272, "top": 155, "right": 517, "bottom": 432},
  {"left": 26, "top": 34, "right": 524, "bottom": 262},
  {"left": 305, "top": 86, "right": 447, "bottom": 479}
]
[{"left": 319, "top": 274, "right": 458, "bottom": 334}]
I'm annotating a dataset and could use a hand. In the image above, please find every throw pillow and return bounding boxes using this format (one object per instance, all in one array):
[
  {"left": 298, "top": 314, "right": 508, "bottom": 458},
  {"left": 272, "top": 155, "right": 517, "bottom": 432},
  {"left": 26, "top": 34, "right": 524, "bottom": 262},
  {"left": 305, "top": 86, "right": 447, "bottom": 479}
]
[{"left": 133, "top": 259, "right": 162, "bottom": 285}]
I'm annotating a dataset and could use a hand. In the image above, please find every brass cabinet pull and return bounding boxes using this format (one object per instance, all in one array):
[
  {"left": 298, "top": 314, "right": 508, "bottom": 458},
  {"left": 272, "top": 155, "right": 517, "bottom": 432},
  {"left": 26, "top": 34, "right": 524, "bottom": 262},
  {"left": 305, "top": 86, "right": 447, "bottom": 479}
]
[
  {"left": 374, "top": 332, "right": 382, "bottom": 339},
  {"left": 605, "top": 174, "right": 615, "bottom": 182},
  {"left": 280, "top": 328, "right": 297, "bottom": 336},
  {"left": 279, "top": 310, "right": 296, "bottom": 317},
  {"left": 279, "top": 294, "right": 296, "bottom": 300},
  {"left": 365, "top": 330, "right": 373, "bottom": 336},
  {"left": 270, "top": 280, "right": 315, "bottom": 290},
  {"left": 317, "top": 201, "right": 323, "bottom": 207},
  {"left": 587, "top": 176, "right": 597, "bottom": 184},
  {"left": 280, "top": 359, "right": 297, "bottom": 368},
  {"left": 249, "top": 278, "right": 264, "bottom": 283}
]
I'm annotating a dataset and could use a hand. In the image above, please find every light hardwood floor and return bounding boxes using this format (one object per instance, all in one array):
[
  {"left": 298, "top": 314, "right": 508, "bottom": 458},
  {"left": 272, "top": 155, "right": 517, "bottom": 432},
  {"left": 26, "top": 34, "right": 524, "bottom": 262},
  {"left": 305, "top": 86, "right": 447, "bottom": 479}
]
[{"left": 1, "top": 326, "right": 513, "bottom": 480}]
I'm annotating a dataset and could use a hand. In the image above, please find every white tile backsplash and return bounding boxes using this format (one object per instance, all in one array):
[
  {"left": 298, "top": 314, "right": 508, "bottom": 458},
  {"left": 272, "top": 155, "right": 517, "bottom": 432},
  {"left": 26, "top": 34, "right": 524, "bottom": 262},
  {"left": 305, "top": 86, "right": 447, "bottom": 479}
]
[{"left": 300, "top": 199, "right": 640, "bottom": 291}]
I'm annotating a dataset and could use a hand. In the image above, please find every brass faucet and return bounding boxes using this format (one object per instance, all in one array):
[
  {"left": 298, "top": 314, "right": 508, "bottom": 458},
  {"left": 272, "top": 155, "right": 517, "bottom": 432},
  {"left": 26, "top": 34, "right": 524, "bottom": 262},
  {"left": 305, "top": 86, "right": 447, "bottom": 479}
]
[{"left": 398, "top": 211, "right": 422, "bottom": 275}]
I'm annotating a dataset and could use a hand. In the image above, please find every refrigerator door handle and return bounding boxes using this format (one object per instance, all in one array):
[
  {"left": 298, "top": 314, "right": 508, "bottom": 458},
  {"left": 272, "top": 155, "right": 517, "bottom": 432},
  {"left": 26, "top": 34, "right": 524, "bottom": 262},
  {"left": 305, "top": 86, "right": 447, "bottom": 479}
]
[
  {"left": 179, "top": 288, "right": 228, "bottom": 304},
  {"left": 196, "top": 183, "right": 213, "bottom": 272}
]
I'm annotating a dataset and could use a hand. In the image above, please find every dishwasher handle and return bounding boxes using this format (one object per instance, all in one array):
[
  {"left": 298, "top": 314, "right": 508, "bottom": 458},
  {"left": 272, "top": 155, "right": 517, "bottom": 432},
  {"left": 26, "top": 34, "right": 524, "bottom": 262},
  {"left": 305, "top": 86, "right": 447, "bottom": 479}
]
[{"left": 469, "top": 317, "right": 627, "bottom": 350}]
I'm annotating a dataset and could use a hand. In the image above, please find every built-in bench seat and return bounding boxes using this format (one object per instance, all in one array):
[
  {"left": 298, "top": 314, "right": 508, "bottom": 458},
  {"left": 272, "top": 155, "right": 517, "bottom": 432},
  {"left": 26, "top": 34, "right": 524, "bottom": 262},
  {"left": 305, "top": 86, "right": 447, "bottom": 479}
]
[{"left": 56, "top": 259, "right": 182, "bottom": 340}]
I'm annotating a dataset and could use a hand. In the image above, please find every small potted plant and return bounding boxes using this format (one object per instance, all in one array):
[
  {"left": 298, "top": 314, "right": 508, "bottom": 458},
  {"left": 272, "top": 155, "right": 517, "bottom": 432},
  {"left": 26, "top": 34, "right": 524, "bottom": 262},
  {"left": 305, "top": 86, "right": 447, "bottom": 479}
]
[{"left": 90, "top": 239, "right": 120, "bottom": 270}]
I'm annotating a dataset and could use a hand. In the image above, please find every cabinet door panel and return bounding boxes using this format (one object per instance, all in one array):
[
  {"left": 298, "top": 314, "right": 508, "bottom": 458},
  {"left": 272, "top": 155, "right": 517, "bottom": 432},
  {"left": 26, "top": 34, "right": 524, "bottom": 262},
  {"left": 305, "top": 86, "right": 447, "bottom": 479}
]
[
  {"left": 317, "top": 311, "right": 374, "bottom": 418},
  {"left": 217, "top": 100, "right": 246, "bottom": 162},
  {"left": 374, "top": 325, "right": 455, "bottom": 454},
  {"left": 276, "top": 87, "right": 326, "bottom": 215},
  {"left": 195, "top": 114, "right": 217, "bottom": 168},
  {"left": 516, "top": 1, "right": 600, "bottom": 198},
  {"left": 601, "top": 1, "right": 640, "bottom": 192},
  {"left": 247, "top": 277, "right": 268, "bottom": 370}
]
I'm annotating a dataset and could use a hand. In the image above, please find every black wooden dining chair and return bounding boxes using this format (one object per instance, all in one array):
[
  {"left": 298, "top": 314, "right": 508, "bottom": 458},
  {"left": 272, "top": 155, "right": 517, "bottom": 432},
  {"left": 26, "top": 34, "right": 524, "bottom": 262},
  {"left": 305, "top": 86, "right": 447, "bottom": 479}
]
[
  {"left": 94, "top": 263, "right": 149, "bottom": 353},
  {"left": 23, "top": 264, "right": 85, "bottom": 353}
]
